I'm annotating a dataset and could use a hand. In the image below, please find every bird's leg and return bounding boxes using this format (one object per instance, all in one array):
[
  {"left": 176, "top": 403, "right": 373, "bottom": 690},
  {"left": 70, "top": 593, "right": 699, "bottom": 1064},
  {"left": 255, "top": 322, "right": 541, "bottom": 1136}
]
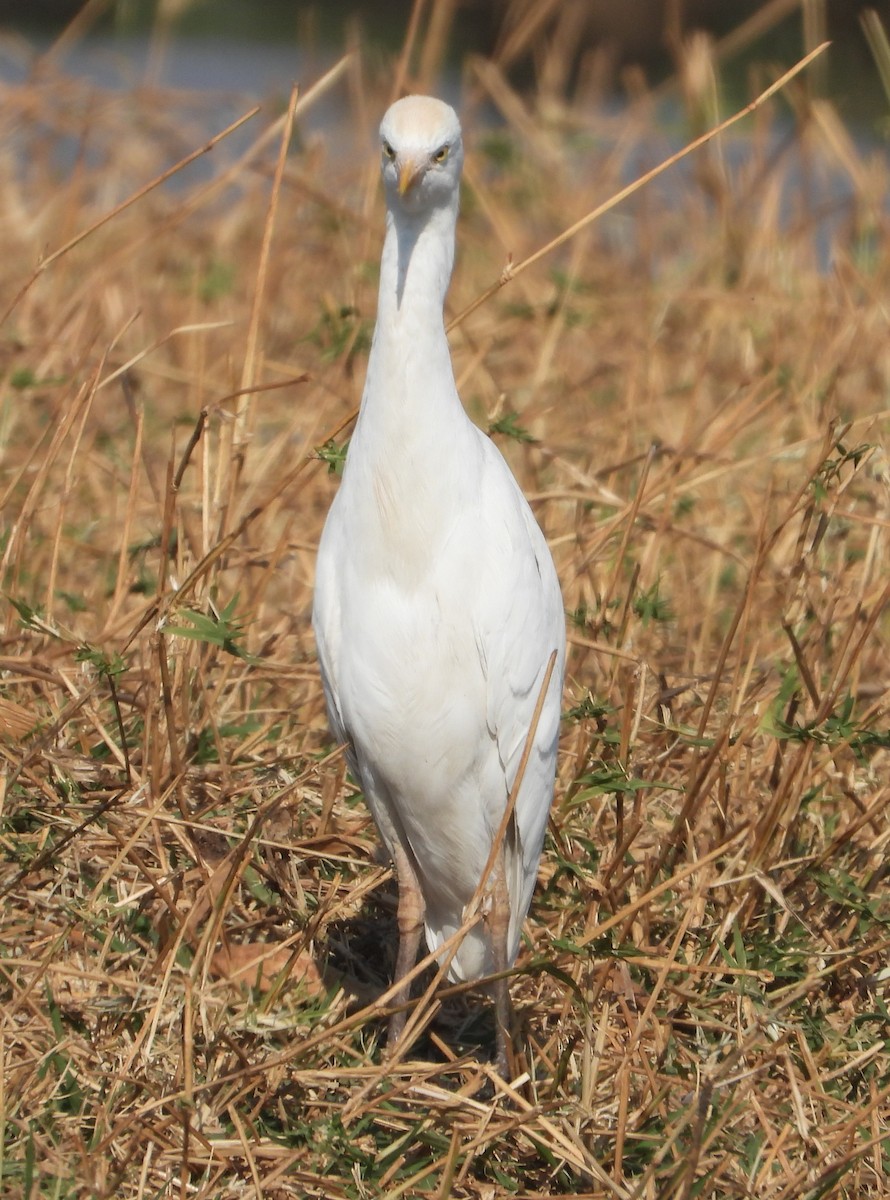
[
  {"left": 487, "top": 848, "right": 515, "bottom": 1079},
  {"left": 387, "top": 841, "right": 425, "bottom": 1048}
]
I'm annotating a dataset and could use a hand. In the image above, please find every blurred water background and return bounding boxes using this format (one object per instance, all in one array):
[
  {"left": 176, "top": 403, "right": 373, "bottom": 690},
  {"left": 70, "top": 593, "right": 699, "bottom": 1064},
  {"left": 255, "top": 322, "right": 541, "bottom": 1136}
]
[
  {"left": 0, "top": 1, "right": 887, "bottom": 269},
  {"left": 1, "top": 1, "right": 888, "bottom": 126}
]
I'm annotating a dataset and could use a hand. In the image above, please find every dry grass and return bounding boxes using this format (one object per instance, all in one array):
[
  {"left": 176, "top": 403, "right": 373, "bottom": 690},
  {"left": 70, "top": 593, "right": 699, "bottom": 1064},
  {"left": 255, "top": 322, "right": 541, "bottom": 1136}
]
[{"left": 1, "top": 10, "right": 889, "bottom": 1200}]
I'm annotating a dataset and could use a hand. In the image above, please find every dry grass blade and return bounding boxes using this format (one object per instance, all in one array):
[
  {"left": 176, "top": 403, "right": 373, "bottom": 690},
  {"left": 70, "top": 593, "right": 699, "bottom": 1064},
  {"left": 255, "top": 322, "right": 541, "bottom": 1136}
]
[
  {"left": 861, "top": 8, "right": 890, "bottom": 107},
  {"left": 0, "top": 106, "right": 261, "bottom": 326},
  {"left": 449, "top": 41, "right": 831, "bottom": 331}
]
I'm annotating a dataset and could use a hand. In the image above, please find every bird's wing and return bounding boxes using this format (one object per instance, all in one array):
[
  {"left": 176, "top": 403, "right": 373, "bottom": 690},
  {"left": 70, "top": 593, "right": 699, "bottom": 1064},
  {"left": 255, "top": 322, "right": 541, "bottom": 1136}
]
[
  {"left": 473, "top": 440, "right": 565, "bottom": 945},
  {"left": 312, "top": 498, "right": 350, "bottom": 751}
]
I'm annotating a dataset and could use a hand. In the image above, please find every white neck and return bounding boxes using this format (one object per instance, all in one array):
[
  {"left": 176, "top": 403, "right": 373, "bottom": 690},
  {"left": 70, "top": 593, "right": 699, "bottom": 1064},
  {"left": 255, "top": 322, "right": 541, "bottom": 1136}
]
[
  {"left": 355, "top": 192, "right": 467, "bottom": 446},
  {"left": 341, "top": 191, "right": 480, "bottom": 576},
  {"left": 378, "top": 199, "right": 456, "bottom": 325}
]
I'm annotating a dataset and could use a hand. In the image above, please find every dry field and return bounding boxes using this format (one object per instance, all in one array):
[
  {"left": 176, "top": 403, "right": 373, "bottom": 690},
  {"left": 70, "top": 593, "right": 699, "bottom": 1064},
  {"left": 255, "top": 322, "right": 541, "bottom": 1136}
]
[{"left": 0, "top": 11, "right": 888, "bottom": 1200}]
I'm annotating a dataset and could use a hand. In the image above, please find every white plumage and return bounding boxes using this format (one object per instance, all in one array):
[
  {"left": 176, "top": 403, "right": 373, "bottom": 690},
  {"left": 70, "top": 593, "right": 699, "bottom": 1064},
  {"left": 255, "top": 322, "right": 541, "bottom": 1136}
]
[{"left": 312, "top": 95, "right": 565, "bottom": 1067}]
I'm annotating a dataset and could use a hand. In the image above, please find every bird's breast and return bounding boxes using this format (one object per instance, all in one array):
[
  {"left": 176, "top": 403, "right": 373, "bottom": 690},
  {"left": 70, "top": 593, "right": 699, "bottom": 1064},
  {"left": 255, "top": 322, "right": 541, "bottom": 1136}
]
[
  {"left": 343, "top": 417, "right": 482, "bottom": 588},
  {"left": 338, "top": 569, "right": 490, "bottom": 788}
]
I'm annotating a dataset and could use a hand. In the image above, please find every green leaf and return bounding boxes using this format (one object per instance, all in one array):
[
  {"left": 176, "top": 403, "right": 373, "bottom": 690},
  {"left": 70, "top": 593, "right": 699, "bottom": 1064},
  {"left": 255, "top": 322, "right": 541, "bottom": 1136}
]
[
  {"left": 199, "top": 258, "right": 235, "bottom": 302},
  {"left": 7, "top": 594, "right": 43, "bottom": 628},
  {"left": 166, "top": 595, "right": 259, "bottom": 662},
  {"left": 488, "top": 411, "right": 536, "bottom": 443},
  {"left": 633, "top": 579, "right": 673, "bottom": 624},
  {"left": 75, "top": 645, "right": 126, "bottom": 677},
  {"left": 563, "top": 693, "right": 610, "bottom": 722},
  {"left": 317, "top": 438, "right": 349, "bottom": 475}
]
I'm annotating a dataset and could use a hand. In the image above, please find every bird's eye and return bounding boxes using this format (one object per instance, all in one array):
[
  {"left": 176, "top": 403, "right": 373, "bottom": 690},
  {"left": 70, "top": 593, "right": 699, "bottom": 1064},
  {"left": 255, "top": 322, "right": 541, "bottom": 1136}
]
[
  {"left": 382, "top": 140, "right": 395, "bottom": 160},
  {"left": 433, "top": 145, "right": 450, "bottom": 163}
]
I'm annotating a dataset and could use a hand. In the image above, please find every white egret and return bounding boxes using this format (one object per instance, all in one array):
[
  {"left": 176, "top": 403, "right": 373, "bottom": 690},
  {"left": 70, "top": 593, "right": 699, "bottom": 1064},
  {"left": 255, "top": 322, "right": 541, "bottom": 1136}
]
[{"left": 313, "top": 95, "right": 565, "bottom": 1072}]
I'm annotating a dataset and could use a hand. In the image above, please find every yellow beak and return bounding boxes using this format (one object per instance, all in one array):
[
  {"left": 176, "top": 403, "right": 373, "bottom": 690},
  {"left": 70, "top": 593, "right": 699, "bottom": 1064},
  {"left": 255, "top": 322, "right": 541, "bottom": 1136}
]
[{"left": 397, "top": 157, "right": 425, "bottom": 196}]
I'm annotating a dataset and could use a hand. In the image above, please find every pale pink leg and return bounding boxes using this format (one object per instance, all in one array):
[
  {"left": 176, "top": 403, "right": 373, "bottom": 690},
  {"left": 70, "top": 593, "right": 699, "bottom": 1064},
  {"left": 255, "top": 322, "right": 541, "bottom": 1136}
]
[
  {"left": 387, "top": 841, "right": 425, "bottom": 1047},
  {"left": 487, "top": 849, "right": 514, "bottom": 1079}
]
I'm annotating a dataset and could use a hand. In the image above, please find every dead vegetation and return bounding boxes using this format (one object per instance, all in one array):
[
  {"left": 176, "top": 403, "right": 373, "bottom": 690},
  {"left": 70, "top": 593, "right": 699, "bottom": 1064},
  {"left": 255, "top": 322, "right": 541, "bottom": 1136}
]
[{"left": 0, "top": 5, "right": 888, "bottom": 1198}]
